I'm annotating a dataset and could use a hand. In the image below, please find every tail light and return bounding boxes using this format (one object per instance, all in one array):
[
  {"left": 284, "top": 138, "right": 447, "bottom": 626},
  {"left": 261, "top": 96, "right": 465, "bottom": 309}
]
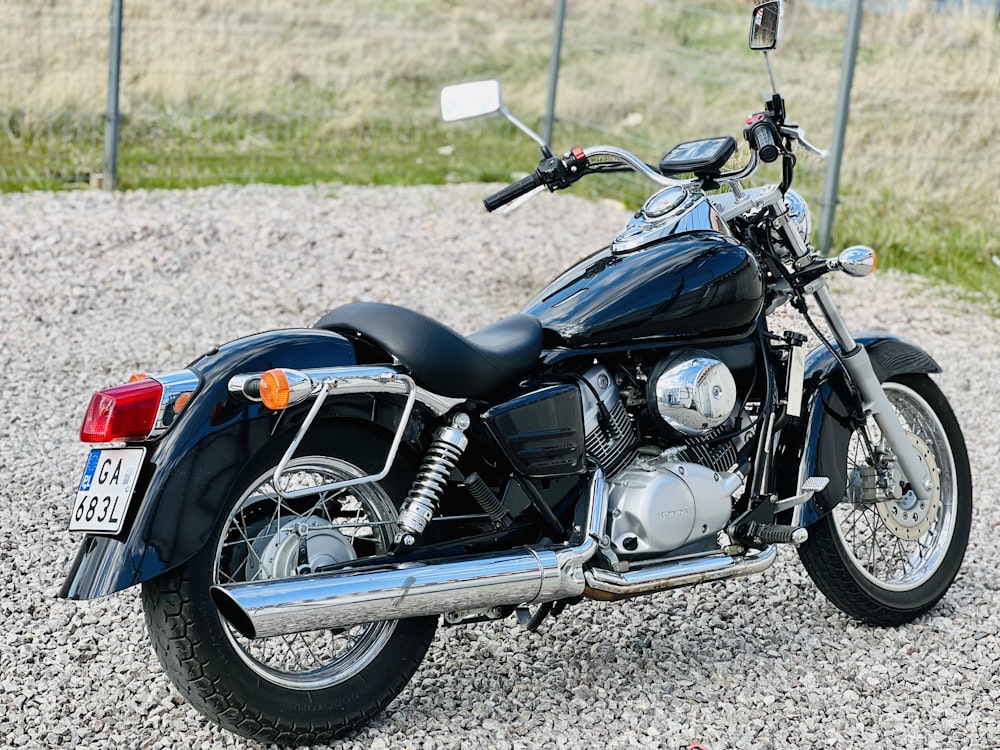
[
  {"left": 80, "top": 369, "right": 200, "bottom": 443},
  {"left": 81, "top": 379, "right": 163, "bottom": 443}
]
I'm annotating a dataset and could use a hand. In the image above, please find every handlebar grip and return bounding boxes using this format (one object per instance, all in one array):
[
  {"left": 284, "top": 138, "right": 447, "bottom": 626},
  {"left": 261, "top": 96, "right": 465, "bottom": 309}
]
[
  {"left": 749, "top": 122, "right": 780, "bottom": 163},
  {"left": 483, "top": 172, "right": 543, "bottom": 212}
]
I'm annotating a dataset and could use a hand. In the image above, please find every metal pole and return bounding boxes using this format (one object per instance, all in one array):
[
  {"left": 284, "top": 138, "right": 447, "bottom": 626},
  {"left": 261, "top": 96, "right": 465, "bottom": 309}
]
[
  {"left": 103, "top": 0, "right": 123, "bottom": 191},
  {"left": 543, "top": 0, "right": 566, "bottom": 147},
  {"left": 816, "top": 0, "right": 863, "bottom": 256}
]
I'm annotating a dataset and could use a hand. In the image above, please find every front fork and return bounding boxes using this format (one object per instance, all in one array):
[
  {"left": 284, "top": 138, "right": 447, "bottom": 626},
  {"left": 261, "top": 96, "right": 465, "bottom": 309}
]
[
  {"left": 810, "top": 285, "right": 933, "bottom": 501},
  {"left": 771, "top": 207, "right": 933, "bottom": 502}
]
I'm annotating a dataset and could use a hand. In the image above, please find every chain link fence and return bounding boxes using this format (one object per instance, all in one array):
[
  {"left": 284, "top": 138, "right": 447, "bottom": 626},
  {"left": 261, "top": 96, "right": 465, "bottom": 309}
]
[{"left": 1, "top": 0, "right": 998, "bottom": 276}]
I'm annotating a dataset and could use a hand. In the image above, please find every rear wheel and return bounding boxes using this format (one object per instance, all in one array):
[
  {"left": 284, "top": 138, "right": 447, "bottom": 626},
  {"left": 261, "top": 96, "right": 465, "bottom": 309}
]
[
  {"left": 142, "top": 429, "right": 437, "bottom": 745},
  {"left": 797, "top": 375, "right": 972, "bottom": 626}
]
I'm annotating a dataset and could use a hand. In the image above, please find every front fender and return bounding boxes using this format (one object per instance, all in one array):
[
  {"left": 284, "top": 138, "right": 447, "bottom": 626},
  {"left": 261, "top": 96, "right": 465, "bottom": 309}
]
[
  {"left": 773, "top": 332, "right": 941, "bottom": 527},
  {"left": 60, "top": 327, "right": 416, "bottom": 599}
]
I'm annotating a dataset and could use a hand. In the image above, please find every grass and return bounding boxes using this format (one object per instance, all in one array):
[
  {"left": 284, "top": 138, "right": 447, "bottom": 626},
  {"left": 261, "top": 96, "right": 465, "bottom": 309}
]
[{"left": 1, "top": 0, "right": 998, "bottom": 303}]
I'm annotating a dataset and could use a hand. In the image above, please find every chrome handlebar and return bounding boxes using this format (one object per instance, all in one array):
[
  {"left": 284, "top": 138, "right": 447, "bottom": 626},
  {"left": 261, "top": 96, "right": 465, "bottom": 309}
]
[{"left": 581, "top": 145, "right": 761, "bottom": 188}]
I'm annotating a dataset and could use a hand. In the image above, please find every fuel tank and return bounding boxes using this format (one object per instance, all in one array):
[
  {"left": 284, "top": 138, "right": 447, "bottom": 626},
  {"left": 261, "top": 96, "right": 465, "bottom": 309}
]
[{"left": 521, "top": 229, "right": 765, "bottom": 348}]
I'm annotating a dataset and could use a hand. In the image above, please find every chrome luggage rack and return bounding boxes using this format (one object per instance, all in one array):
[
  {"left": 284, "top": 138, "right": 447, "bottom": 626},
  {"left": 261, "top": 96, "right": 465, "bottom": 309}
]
[{"left": 230, "top": 365, "right": 421, "bottom": 499}]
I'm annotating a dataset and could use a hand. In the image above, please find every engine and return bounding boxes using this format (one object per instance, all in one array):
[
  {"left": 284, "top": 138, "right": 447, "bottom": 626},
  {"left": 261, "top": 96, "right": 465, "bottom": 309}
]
[
  {"left": 577, "top": 364, "right": 638, "bottom": 477},
  {"left": 484, "top": 357, "right": 748, "bottom": 560},
  {"left": 580, "top": 354, "right": 748, "bottom": 560},
  {"left": 605, "top": 456, "right": 741, "bottom": 558}
]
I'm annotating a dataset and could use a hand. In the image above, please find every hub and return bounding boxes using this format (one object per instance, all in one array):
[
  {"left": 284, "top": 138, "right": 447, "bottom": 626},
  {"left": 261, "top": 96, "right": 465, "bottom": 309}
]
[{"left": 247, "top": 516, "right": 357, "bottom": 580}]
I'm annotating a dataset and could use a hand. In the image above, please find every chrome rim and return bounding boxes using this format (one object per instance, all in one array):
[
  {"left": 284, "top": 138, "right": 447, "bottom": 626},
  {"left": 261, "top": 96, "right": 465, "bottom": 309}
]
[
  {"left": 213, "top": 457, "right": 398, "bottom": 690},
  {"left": 831, "top": 382, "right": 956, "bottom": 592}
]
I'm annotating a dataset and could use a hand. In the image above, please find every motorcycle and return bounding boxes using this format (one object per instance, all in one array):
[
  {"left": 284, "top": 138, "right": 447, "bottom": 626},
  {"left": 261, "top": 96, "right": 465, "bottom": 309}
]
[{"left": 61, "top": 2, "right": 971, "bottom": 744}]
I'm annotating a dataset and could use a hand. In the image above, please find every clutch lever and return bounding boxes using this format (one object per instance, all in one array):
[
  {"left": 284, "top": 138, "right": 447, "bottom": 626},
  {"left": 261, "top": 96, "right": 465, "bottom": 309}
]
[{"left": 781, "top": 124, "right": 828, "bottom": 159}]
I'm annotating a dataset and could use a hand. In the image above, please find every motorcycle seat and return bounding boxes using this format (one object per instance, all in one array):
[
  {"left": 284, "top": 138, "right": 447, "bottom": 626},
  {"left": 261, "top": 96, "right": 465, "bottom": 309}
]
[{"left": 315, "top": 302, "right": 543, "bottom": 399}]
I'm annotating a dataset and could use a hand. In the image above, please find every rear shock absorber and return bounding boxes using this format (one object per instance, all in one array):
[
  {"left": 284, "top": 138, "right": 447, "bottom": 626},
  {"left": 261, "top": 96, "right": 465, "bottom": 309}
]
[{"left": 395, "top": 413, "right": 470, "bottom": 546}]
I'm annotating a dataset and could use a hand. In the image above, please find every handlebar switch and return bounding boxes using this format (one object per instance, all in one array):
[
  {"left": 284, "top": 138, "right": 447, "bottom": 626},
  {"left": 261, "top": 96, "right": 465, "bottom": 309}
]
[{"left": 536, "top": 148, "right": 589, "bottom": 191}]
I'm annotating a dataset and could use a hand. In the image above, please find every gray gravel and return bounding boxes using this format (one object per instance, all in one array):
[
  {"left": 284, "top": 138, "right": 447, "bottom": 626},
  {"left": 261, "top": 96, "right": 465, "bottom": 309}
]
[{"left": 1, "top": 183, "right": 998, "bottom": 750}]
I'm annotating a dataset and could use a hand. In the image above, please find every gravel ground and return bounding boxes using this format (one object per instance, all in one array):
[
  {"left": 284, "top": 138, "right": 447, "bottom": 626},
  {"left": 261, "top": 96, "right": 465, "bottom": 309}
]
[{"left": 1, "top": 183, "right": 998, "bottom": 750}]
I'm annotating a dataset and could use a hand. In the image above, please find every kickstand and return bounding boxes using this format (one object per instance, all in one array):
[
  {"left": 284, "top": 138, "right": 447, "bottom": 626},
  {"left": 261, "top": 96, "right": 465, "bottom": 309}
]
[{"left": 515, "top": 601, "right": 564, "bottom": 631}]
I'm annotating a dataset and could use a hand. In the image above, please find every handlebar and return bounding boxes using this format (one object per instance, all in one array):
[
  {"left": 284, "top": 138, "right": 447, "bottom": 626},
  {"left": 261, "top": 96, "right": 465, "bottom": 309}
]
[
  {"left": 484, "top": 172, "right": 543, "bottom": 212},
  {"left": 483, "top": 148, "right": 590, "bottom": 212},
  {"left": 748, "top": 121, "right": 780, "bottom": 163},
  {"left": 483, "top": 134, "right": 768, "bottom": 212}
]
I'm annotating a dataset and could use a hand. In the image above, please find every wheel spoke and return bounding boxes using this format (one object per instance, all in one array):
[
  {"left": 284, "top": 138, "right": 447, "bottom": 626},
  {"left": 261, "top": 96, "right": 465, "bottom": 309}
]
[
  {"left": 213, "top": 457, "right": 400, "bottom": 689},
  {"left": 829, "top": 381, "right": 957, "bottom": 592}
]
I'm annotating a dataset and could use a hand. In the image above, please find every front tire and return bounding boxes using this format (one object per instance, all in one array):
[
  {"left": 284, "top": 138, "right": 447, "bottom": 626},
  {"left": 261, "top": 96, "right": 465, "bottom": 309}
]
[
  {"left": 797, "top": 375, "right": 972, "bottom": 626},
  {"left": 141, "top": 428, "right": 437, "bottom": 745}
]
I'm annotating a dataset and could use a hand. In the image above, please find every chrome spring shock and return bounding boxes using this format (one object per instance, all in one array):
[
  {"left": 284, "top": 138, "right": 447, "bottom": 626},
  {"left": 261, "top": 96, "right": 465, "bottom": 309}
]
[{"left": 395, "top": 413, "right": 470, "bottom": 546}]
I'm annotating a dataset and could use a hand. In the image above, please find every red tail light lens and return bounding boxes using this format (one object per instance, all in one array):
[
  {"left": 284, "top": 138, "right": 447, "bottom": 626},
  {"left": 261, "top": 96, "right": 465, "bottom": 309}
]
[{"left": 80, "top": 379, "right": 164, "bottom": 443}]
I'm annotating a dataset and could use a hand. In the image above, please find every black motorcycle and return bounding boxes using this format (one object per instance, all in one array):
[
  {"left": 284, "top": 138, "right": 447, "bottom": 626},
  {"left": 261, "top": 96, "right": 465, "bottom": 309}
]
[{"left": 61, "top": 2, "right": 971, "bottom": 744}]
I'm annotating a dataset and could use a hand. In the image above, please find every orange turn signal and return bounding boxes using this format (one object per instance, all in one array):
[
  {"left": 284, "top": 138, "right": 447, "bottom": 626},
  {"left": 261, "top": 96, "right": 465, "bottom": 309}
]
[
  {"left": 260, "top": 369, "right": 291, "bottom": 410},
  {"left": 173, "top": 391, "right": 193, "bottom": 414}
]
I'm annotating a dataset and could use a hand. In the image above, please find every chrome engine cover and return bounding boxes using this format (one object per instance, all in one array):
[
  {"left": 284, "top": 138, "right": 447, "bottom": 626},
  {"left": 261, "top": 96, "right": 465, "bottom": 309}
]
[
  {"left": 607, "top": 457, "right": 742, "bottom": 558},
  {"left": 649, "top": 350, "right": 737, "bottom": 437}
]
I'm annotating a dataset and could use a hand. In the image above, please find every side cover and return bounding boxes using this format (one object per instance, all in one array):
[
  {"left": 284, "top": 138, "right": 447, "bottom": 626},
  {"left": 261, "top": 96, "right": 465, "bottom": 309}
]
[
  {"left": 773, "top": 333, "right": 942, "bottom": 525},
  {"left": 60, "top": 328, "right": 373, "bottom": 600}
]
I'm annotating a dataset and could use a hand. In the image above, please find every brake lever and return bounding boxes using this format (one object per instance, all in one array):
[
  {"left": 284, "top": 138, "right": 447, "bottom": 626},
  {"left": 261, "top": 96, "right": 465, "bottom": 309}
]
[{"left": 781, "top": 124, "right": 827, "bottom": 159}]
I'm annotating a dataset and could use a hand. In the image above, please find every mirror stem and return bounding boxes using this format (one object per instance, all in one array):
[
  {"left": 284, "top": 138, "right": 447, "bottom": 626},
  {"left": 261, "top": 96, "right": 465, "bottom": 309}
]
[
  {"left": 501, "top": 107, "right": 551, "bottom": 156},
  {"left": 763, "top": 51, "right": 779, "bottom": 95}
]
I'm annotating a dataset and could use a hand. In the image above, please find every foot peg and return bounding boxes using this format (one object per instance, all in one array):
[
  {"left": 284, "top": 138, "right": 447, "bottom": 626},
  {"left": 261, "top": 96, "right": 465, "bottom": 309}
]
[{"left": 743, "top": 522, "right": 808, "bottom": 546}]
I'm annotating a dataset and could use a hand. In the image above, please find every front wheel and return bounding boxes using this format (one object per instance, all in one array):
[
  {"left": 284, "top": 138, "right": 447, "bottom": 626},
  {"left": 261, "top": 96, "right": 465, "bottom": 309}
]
[
  {"left": 797, "top": 374, "right": 972, "bottom": 626},
  {"left": 141, "top": 429, "right": 437, "bottom": 745}
]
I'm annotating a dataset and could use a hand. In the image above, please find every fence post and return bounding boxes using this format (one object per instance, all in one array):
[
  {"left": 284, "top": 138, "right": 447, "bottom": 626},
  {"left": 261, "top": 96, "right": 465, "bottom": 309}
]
[
  {"left": 103, "top": 0, "right": 123, "bottom": 191},
  {"left": 816, "top": 0, "right": 863, "bottom": 256},
  {"left": 543, "top": 0, "right": 566, "bottom": 147}
]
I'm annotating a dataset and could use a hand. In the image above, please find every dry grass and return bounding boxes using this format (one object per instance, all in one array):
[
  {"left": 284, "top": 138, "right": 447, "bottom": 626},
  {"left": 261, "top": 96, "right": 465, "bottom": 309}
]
[{"left": 1, "top": 0, "right": 998, "bottom": 294}]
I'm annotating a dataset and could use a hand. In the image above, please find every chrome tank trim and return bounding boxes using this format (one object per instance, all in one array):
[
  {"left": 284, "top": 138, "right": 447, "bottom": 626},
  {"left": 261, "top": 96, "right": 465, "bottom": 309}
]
[
  {"left": 583, "top": 544, "right": 777, "bottom": 601},
  {"left": 210, "top": 469, "right": 607, "bottom": 639},
  {"left": 612, "top": 189, "right": 730, "bottom": 254}
]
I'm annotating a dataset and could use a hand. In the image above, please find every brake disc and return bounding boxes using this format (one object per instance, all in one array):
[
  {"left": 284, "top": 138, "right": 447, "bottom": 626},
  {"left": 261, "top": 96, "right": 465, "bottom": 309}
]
[{"left": 875, "top": 432, "right": 939, "bottom": 541}]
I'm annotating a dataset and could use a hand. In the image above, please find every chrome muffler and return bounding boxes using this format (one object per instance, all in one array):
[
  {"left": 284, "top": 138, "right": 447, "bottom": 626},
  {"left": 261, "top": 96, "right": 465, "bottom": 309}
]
[{"left": 211, "top": 469, "right": 607, "bottom": 639}]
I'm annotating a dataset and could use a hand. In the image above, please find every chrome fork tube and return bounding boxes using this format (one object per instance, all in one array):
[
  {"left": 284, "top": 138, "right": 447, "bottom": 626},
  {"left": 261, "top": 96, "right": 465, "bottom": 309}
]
[
  {"left": 773, "top": 203, "right": 932, "bottom": 502},
  {"left": 810, "top": 285, "right": 932, "bottom": 502}
]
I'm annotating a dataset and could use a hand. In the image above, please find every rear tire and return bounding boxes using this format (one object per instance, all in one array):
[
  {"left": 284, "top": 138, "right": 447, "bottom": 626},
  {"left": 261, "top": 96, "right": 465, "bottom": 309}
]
[
  {"left": 141, "top": 427, "right": 437, "bottom": 745},
  {"left": 797, "top": 375, "right": 972, "bottom": 626}
]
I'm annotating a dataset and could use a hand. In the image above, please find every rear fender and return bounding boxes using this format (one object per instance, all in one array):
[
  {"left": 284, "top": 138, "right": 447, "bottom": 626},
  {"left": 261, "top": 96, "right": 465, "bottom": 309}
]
[
  {"left": 773, "top": 333, "right": 941, "bottom": 527},
  {"left": 60, "top": 328, "right": 434, "bottom": 600}
]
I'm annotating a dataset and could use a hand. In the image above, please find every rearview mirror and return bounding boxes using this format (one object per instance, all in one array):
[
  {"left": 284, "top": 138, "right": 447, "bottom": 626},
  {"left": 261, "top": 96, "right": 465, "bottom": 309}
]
[
  {"left": 749, "top": 1, "right": 782, "bottom": 51},
  {"left": 440, "top": 80, "right": 503, "bottom": 123}
]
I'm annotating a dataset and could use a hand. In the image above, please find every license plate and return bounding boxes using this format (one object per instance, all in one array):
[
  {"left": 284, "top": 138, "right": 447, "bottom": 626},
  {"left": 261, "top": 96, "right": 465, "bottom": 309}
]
[{"left": 69, "top": 448, "right": 145, "bottom": 534}]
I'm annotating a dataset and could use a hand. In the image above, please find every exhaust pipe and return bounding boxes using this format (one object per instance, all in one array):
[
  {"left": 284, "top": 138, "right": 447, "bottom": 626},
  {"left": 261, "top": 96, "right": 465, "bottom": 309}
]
[
  {"left": 583, "top": 544, "right": 777, "bottom": 601},
  {"left": 211, "top": 464, "right": 779, "bottom": 638},
  {"left": 211, "top": 469, "right": 607, "bottom": 639}
]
